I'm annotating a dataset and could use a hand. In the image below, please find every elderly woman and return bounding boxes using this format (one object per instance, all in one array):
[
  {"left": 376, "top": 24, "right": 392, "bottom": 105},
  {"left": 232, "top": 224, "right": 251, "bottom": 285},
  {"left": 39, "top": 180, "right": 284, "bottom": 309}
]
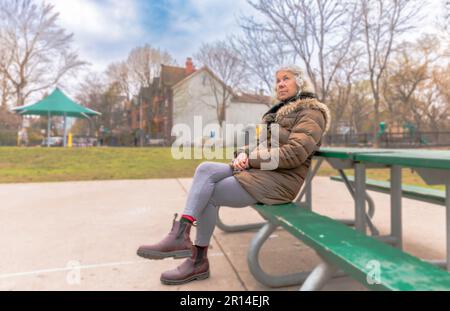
[{"left": 137, "top": 65, "right": 331, "bottom": 285}]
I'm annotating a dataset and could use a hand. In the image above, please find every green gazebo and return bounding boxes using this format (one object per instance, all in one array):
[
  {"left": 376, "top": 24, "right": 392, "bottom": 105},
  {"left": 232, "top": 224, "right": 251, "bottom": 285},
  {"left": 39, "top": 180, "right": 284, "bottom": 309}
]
[{"left": 12, "top": 88, "right": 101, "bottom": 147}]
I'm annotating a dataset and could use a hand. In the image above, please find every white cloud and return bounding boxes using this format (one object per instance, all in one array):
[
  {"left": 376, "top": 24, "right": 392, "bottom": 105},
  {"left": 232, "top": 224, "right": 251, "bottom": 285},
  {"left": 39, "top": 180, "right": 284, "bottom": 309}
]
[
  {"left": 41, "top": 0, "right": 254, "bottom": 72},
  {"left": 51, "top": 0, "right": 140, "bottom": 41},
  {"left": 40, "top": 0, "right": 445, "bottom": 80},
  {"left": 45, "top": 0, "right": 145, "bottom": 70}
]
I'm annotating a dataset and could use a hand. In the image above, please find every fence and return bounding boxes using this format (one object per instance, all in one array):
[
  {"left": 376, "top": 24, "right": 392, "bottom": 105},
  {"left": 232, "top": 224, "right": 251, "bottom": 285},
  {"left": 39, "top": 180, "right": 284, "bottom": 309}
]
[
  {"left": 3, "top": 129, "right": 450, "bottom": 148},
  {"left": 324, "top": 131, "right": 450, "bottom": 148}
]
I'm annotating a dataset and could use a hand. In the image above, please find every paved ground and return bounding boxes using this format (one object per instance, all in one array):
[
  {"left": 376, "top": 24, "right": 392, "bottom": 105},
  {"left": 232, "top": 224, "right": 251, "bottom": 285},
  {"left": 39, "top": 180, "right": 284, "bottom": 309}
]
[{"left": 0, "top": 177, "right": 446, "bottom": 291}]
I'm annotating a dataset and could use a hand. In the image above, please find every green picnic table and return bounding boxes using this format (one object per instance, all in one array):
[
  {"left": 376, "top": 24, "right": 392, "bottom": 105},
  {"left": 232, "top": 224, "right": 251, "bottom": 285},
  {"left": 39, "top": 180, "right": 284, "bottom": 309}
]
[
  {"left": 219, "top": 147, "right": 450, "bottom": 290},
  {"left": 310, "top": 148, "right": 450, "bottom": 270},
  {"left": 352, "top": 150, "right": 450, "bottom": 271}
]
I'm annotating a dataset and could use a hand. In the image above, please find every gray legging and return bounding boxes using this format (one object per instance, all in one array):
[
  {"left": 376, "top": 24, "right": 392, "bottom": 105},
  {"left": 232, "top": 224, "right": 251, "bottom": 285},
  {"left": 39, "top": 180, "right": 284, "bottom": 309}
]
[{"left": 183, "top": 161, "right": 258, "bottom": 247}]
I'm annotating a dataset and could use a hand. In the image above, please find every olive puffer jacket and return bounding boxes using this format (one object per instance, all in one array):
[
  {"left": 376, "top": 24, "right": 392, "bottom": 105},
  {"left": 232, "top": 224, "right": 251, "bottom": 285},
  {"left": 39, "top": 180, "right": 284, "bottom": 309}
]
[{"left": 232, "top": 97, "right": 331, "bottom": 205}]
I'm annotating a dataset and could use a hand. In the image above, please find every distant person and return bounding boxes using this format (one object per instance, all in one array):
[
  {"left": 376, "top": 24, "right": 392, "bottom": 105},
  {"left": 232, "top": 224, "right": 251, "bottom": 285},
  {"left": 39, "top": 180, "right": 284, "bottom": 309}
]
[
  {"left": 18, "top": 128, "right": 28, "bottom": 147},
  {"left": 137, "top": 65, "right": 331, "bottom": 285}
]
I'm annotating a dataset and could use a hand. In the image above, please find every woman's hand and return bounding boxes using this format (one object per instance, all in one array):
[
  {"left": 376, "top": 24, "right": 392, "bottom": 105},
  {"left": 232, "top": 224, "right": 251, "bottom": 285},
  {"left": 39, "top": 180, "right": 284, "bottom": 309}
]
[{"left": 233, "top": 152, "right": 249, "bottom": 171}]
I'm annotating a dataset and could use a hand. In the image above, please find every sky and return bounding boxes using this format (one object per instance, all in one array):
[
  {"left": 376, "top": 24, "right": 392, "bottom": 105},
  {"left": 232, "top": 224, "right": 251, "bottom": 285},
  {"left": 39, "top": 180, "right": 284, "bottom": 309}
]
[
  {"left": 42, "top": 0, "right": 448, "bottom": 80},
  {"left": 44, "top": 0, "right": 255, "bottom": 72}
]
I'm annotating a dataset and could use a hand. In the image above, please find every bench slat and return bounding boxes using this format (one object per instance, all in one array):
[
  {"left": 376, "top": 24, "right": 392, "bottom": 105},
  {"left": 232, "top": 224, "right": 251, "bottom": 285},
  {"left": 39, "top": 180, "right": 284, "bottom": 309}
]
[
  {"left": 330, "top": 175, "right": 445, "bottom": 206},
  {"left": 254, "top": 203, "right": 450, "bottom": 291}
]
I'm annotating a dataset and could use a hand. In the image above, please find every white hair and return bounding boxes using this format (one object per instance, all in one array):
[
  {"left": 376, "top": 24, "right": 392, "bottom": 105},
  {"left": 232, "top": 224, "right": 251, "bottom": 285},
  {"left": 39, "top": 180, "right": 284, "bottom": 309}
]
[{"left": 275, "top": 65, "right": 315, "bottom": 95}]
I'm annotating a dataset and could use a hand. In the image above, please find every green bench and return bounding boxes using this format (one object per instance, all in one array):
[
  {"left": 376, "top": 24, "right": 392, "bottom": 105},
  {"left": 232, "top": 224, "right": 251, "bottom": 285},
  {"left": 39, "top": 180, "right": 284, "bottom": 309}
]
[
  {"left": 330, "top": 175, "right": 445, "bottom": 206},
  {"left": 252, "top": 203, "right": 450, "bottom": 291}
]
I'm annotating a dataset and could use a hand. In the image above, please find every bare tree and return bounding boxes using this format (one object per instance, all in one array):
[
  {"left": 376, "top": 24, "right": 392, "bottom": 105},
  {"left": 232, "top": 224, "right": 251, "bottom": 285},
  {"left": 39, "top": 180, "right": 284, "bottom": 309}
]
[
  {"left": 425, "top": 66, "right": 450, "bottom": 132},
  {"left": 0, "top": 0, "right": 86, "bottom": 107},
  {"left": 75, "top": 73, "right": 107, "bottom": 111},
  {"left": 328, "top": 48, "right": 365, "bottom": 134},
  {"left": 438, "top": 0, "right": 450, "bottom": 40},
  {"left": 106, "top": 61, "right": 133, "bottom": 101},
  {"left": 231, "top": 23, "right": 292, "bottom": 96},
  {"left": 246, "top": 0, "right": 361, "bottom": 103},
  {"left": 360, "top": 0, "right": 421, "bottom": 146},
  {"left": 0, "top": 31, "right": 13, "bottom": 108},
  {"left": 74, "top": 72, "right": 128, "bottom": 137},
  {"left": 73, "top": 72, "right": 107, "bottom": 136},
  {"left": 420, "top": 80, "right": 447, "bottom": 133},
  {"left": 435, "top": 63, "right": 450, "bottom": 109},
  {"left": 382, "top": 50, "right": 428, "bottom": 127},
  {"left": 0, "top": 70, "right": 12, "bottom": 108},
  {"left": 106, "top": 44, "right": 175, "bottom": 100},
  {"left": 349, "top": 81, "right": 373, "bottom": 133},
  {"left": 195, "top": 40, "right": 249, "bottom": 130},
  {"left": 127, "top": 45, "right": 175, "bottom": 89},
  {"left": 382, "top": 34, "right": 441, "bottom": 132}
]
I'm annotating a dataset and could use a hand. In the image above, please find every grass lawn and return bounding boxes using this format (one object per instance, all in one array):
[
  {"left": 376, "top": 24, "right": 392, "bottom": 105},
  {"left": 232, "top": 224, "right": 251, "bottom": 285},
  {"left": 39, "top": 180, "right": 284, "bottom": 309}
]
[
  {"left": 0, "top": 146, "right": 445, "bottom": 190},
  {"left": 0, "top": 147, "right": 231, "bottom": 183}
]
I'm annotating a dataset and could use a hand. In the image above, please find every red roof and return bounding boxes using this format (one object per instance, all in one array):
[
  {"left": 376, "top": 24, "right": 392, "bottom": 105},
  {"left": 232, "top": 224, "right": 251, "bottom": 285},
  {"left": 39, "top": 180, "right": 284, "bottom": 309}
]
[
  {"left": 160, "top": 65, "right": 192, "bottom": 87},
  {"left": 232, "top": 93, "right": 273, "bottom": 106}
]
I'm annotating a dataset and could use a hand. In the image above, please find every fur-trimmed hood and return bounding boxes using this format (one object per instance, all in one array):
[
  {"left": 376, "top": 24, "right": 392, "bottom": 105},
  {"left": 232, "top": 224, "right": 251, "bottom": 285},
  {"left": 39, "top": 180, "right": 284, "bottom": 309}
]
[{"left": 262, "top": 97, "right": 331, "bottom": 134}]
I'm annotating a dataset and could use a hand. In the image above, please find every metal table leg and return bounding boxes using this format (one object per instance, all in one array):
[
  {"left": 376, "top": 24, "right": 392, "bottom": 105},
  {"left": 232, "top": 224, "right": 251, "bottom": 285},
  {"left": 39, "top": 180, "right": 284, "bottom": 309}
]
[
  {"left": 337, "top": 169, "right": 376, "bottom": 219},
  {"left": 247, "top": 222, "right": 346, "bottom": 288},
  {"left": 216, "top": 207, "right": 266, "bottom": 233},
  {"left": 446, "top": 183, "right": 450, "bottom": 272},
  {"left": 298, "top": 159, "right": 379, "bottom": 235},
  {"left": 390, "top": 165, "right": 403, "bottom": 249},
  {"left": 247, "top": 222, "right": 311, "bottom": 287},
  {"left": 299, "top": 260, "right": 338, "bottom": 291},
  {"left": 412, "top": 168, "right": 450, "bottom": 271},
  {"left": 296, "top": 158, "right": 324, "bottom": 210},
  {"left": 354, "top": 162, "right": 367, "bottom": 234},
  {"left": 336, "top": 169, "right": 379, "bottom": 236}
]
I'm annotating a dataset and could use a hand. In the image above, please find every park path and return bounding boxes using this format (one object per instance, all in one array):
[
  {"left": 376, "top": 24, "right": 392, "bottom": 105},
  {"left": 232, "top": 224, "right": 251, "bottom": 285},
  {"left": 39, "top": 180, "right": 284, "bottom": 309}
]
[{"left": 0, "top": 177, "right": 445, "bottom": 290}]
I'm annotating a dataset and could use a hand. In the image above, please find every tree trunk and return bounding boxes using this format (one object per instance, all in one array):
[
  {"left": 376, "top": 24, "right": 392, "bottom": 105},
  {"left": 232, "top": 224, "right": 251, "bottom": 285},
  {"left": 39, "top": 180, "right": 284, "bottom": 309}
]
[{"left": 372, "top": 95, "right": 381, "bottom": 148}]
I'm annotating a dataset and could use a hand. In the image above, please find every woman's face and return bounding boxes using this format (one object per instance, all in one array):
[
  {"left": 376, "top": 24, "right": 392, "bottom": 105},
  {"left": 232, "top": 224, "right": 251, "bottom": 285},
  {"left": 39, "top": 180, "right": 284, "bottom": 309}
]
[{"left": 276, "top": 70, "right": 298, "bottom": 101}]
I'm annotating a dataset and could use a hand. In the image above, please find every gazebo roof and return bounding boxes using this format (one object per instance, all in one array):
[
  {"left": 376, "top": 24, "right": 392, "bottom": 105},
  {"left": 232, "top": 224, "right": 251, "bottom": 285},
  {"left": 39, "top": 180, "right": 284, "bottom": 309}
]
[{"left": 12, "top": 88, "right": 101, "bottom": 118}]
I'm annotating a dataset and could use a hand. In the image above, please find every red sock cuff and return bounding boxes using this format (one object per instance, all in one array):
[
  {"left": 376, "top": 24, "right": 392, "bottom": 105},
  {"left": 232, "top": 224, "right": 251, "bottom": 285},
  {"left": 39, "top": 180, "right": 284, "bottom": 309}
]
[{"left": 181, "top": 214, "right": 196, "bottom": 223}]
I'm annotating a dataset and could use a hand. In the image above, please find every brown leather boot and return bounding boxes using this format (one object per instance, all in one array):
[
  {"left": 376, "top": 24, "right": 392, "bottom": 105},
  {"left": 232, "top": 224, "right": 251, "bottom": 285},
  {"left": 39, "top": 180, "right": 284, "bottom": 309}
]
[
  {"left": 160, "top": 245, "right": 210, "bottom": 285},
  {"left": 137, "top": 214, "right": 193, "bottom": 260}
]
